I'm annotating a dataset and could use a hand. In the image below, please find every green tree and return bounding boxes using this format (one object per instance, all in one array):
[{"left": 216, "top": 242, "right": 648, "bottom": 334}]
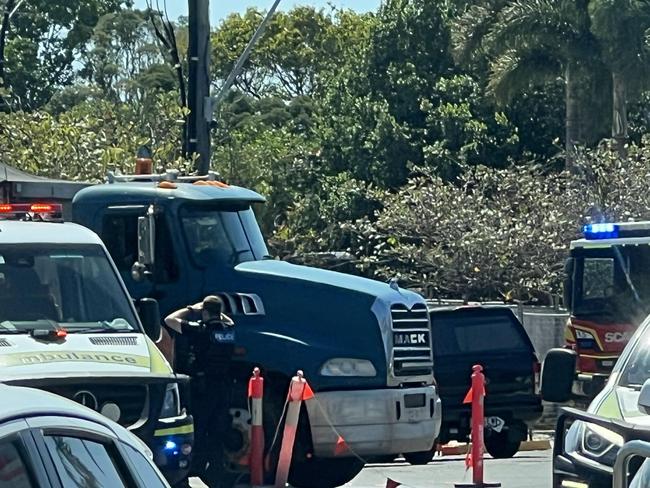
[
  {"left": 1, "top": 0, "right": 127, "bottom": 109},
  {"left": 589, "top": 0, "right": 650, "bottom": 155},
  {"left": 212, "top": 6, "right": 353, "bottom": 99},
  {"left": 80, "top": 9, "right": 175, "bottom": 103},
  {"left": 453, "top": 0, "right": 606, "bottom": 166}
]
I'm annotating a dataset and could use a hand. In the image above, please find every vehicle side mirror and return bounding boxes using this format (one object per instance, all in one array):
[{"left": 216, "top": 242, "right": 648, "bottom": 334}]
[
  {"left": 563, "top": 258, "right": 575, "bottom": 309},
  {"left": 541, "top": 348, "right": 577, "bottom": 403},
  {"left": 132, "top": 205, "right": 156, "bottom": 282},
  {"left": 639, "top": 379, "right": 650, "bottom": 415},
  {"left": 138, "top": 298, "right": 161, "bottom": 341}
]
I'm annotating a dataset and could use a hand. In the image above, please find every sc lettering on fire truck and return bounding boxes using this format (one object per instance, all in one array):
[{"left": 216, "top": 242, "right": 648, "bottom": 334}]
[{"left": 604, "top": 331, "right": 634, "bottom": 343}]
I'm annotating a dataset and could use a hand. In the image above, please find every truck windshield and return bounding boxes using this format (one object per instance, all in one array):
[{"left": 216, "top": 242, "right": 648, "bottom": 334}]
[
  {"left": 571, "top": 245, "right": 650, "bottom": 323},
  {"left": 180, "top": 204, "right": 269, "bottom": 267},
  {"left": 0, "top": 244, "right": 137, "bottom": 332}
]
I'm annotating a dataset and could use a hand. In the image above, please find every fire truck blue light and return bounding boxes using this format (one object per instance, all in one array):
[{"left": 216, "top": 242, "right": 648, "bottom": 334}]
[{"left": 583, "top": 223, "right": 619, "bottom": 240}]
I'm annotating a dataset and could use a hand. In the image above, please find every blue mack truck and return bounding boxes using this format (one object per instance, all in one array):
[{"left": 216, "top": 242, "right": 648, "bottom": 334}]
[{"left": 49, "top": 167, "right": 440, "bottom": 487}]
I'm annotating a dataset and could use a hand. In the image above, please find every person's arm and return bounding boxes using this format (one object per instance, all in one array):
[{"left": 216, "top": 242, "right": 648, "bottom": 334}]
[
  {"left": 220, "top": 313, "right": 234, "bottom": 326},
  {"left": 164, "top": 303, "right": 202, "bottom": 334}
]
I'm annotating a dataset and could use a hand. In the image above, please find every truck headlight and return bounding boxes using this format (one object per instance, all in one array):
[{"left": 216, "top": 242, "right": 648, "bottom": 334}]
[
  {"left": 320, "top": 358, "right": 377, "bottom": 377},
  {"left": 575, "top": 329, "right": 598, "bottom": 349},
  {"left": 160, "top": 383, "right": 181, "bottom": 418},
  {"left": 578, "top": 423, "right": 623, "bottom": 467}
]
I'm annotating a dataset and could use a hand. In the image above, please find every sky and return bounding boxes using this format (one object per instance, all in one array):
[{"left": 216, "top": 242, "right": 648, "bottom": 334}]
[{"left": 133, "top": 1, "right": 381, "bottom": 24}]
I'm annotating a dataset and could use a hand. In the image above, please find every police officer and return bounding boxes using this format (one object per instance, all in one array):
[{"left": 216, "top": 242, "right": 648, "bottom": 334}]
[{"left": 165, "top": 295, "right": 235, "bottom": 488}]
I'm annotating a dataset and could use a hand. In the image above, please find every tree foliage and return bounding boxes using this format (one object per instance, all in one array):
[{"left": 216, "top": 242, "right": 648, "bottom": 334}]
[{"left": 2, "top": 2, "right": 650, "bottom": 301}]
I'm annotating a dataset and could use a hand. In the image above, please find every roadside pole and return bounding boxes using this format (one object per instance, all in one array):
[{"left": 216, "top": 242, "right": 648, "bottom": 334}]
[{"left": 187, "top": 0, "right": 211, "bottom": 173}]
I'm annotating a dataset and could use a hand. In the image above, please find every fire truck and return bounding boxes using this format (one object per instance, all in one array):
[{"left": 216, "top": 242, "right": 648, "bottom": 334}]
[{"left": 564, "top": 222, "right": 650, "bottom": 398}]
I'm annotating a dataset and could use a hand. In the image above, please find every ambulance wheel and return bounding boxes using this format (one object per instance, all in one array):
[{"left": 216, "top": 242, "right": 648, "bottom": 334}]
[
  {"left": 289, "top": 457, "right": 365, "bottom": 488},
  {"left": 484, "top": 431, "right": 520, "bottom": 459}
]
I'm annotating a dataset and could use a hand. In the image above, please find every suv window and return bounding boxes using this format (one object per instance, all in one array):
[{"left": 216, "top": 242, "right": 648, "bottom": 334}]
[
  {"left": 43, "top": 435, "right": 129, "bottom": 487},
  {"left": 0, "top": 439, "right": 35, "bottom": 488},
  {"left": 103, "top": 213, "right": 179, "bottom": 283},
  {"left": 433, "top": 309, "right": 531, "bottom": 356}
]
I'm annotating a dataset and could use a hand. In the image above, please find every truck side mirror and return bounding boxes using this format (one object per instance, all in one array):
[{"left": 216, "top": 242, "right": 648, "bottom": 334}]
[
  {"left": 563, "top": 258, "right": 575, "bottom": 309},
  {"left": 541, "top": 348, "right": 577, "bottom": 403},
  {"left": 138, "top": 298, "right": 161, "bottom": 341},
  {"left": 639, "top": 379, "right": 650, "bottom": 415},
  {"left": 131, "top": 205, "right": 156, "bottom": 282}
]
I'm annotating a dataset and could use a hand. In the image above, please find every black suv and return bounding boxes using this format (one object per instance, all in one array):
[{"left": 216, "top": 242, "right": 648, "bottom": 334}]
[{"left": 431, "top": 305, "right": 543, "bottom": 458}]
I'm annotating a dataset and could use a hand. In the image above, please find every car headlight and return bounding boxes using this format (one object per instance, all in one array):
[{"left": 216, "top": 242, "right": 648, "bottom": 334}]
[
  {"left": 160, "top": 383, "right": 181, "bottom": 418},
  {"left": 320, "top": 358, "right": 377, "bottom": 377},
  {"left": 578, "top": 423, "right": 623, "bottom": 466}
]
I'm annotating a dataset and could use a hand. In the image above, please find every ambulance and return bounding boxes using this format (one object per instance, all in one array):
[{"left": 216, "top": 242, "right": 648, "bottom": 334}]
[{"left": 0, "top": 203, "right": 192, "bottom": 486}]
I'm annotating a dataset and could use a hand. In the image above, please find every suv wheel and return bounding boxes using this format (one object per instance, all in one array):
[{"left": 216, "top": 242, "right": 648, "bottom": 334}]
[
  {"left": 484, "top": 431, "right": 521, "bottom": 459},
  {"left": 403, "top": 447, "right": 436, "bottom": 465}
]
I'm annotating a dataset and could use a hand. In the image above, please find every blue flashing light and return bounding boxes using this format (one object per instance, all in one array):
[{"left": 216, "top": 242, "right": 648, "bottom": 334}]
[
  {"left": 164, "top": 440, "right": 177, "bottom": 451},
  {"left": 583, "top": 223, "right": 619, "bottom": 240}
]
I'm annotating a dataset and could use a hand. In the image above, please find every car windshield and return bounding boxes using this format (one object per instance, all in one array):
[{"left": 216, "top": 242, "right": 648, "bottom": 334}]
[
  {"left": 432, "top": 309, "right": 531, "bottom": 356},
  {"left": 571, "top": 246, "right": 650, "bottom": 323},
  {"left": 180, "top": 203, "right": 269, "bottom": 267},
  {"left": 0, "top": 244, "right": 137, "bottom": 332},
  {"left": 620, "top": 324, "right": 650, "bottom": 388}
]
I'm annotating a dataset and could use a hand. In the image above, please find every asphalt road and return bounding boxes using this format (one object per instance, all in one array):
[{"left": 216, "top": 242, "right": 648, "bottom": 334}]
[
  {"left": 190, "top": 449, "right": 552, "bottom": 488},
  {"left": 346, "top": 450, "right": 551, "bottom": 488}
]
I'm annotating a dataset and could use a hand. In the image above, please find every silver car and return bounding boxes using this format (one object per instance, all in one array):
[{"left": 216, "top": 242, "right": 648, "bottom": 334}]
[{"left": 0, "top": 384, "right": 169, "bottom": 487}]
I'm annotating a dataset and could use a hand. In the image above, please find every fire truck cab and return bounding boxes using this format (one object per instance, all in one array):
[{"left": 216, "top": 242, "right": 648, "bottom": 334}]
[{"left": 565, "top": 222, "right": 650, "bottom": 398}]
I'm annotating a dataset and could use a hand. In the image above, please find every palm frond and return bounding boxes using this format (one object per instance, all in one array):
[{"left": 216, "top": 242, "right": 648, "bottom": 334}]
[
  {"left": 486, "top": 0, "right": 581, "bottom": 56},
  {"left": 487, "top": 46, "right": 563, "bottom": 104},
  {"left": 451, "top": 2, "right": 502, "bottom": 65}
]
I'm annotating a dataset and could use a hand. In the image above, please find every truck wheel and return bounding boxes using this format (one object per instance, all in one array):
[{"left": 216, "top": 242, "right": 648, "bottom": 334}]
[
  {"left": 403, "top": 447, "right": 436, "bottom": 465},
  {"left": 484, "top": 431, "right": 521, "bottom": 459},
  {"left": 289, "top": 457, "right": 365, "bottom": 488}
]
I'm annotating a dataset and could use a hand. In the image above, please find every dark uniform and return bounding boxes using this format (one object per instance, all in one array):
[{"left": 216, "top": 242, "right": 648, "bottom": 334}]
[{"left": 176, "top": 311, "right": 236, "bottom": 487}]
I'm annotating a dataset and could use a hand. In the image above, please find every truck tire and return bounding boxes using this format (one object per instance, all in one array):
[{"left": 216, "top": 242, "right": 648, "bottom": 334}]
[
  {"left": 403, "top": 447, "right": 436, "bottom": 465},
  {"left": 289, "top": 457, "right": 365, "bottom": 488},
  {"left": 484, "top": 431, "right": 521, "bottom": 459}
]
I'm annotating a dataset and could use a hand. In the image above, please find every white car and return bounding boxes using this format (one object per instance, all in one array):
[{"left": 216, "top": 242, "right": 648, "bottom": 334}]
[{"left": 0, "top": 384, "right": 170, "bottom": 487}]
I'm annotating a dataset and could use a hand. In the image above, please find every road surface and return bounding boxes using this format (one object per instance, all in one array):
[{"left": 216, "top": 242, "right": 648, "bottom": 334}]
[{"left": 190, "top": 449, "right": 552, "bottom": 488}]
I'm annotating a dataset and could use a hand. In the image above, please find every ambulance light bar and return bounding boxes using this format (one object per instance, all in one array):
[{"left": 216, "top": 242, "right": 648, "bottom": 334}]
[
  {"left": 583, "top": 221, "right": 650, "bottom": 240},
  {"left": 0, "top": 203, "right": 63, "bottom": 222}
]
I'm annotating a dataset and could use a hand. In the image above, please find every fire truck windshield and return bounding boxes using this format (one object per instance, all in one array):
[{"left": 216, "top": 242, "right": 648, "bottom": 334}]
[{"left": 571, "top": 245, "right": 650, "bottom": 322}]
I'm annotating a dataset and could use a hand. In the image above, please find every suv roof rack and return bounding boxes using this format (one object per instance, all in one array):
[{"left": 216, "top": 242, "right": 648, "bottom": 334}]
[{"left": 106, "top": 169, "right": 222, "bottom": 184}]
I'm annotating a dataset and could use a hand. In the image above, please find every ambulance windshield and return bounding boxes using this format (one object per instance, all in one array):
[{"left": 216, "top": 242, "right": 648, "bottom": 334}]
[{"left": 0, "top": 244, "right": 137, "bottom": 332}]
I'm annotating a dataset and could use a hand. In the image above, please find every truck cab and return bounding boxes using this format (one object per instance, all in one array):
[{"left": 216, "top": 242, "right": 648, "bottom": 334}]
[
  {"left": 0, "top": 204, "right": 193, "bottom": 486},
  {"left": 564, "top": 222, "right": 650, "bottom": 398},
  {"left": 71, "top": 171, "right": 442, "bottom": 487}
]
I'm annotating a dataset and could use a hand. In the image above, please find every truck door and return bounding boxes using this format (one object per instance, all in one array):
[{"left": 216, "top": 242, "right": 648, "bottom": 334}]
[{"left": 101, "top": 207, "right": 182, "bottom": 315}]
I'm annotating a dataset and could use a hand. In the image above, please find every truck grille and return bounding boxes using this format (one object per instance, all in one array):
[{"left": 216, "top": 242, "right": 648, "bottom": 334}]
[
  {"left": 43, "top": 383, "right": 147, "bottom": 428},
  {"left": 391, "top": 303, "right": 433, "bottom": 377}
]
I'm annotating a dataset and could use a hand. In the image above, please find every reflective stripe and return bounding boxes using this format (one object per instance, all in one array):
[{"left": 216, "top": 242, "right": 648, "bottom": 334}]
[
  {"left": 561, "top": 481, "right": 589, "bottom": 488},
  {"left": 154, "top": 424, "right": 194, "bottom": 436},
  {"left": 251, "top": 397, "right": 263, "bottom": 427},
  {"left": 145, "top": 336, "right": 172, "bottom": 374},
  {"left": 595, "top": 390, "right": 623, "bottom": 420}
]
